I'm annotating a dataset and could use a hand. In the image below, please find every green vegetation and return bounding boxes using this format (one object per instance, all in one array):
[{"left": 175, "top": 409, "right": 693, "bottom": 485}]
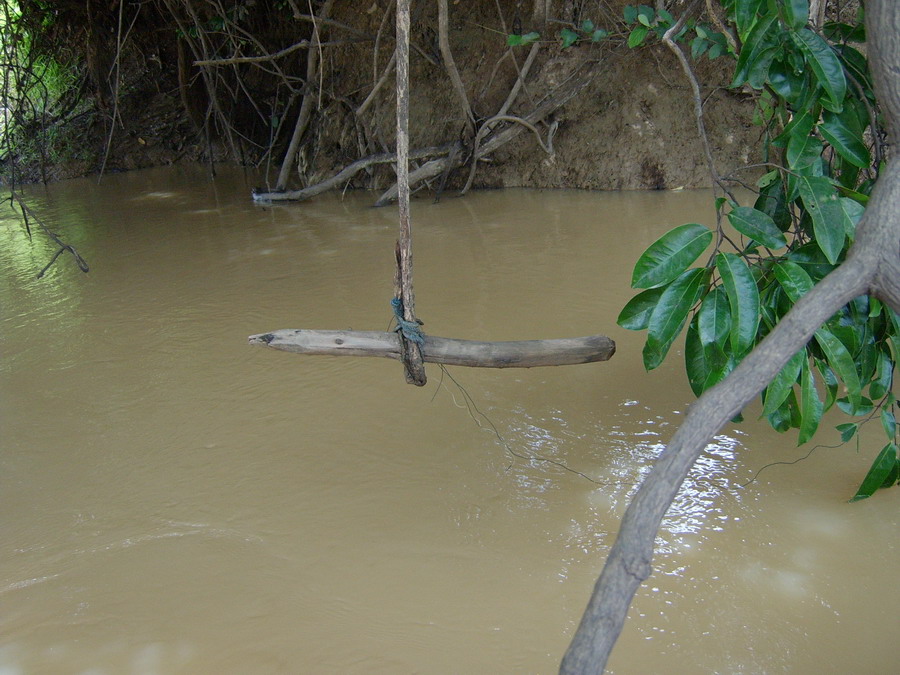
[
  {"left": 508, "top": 2, "right": 895, "bottom": 501},
  {"left": 612, "top": 1, "right": 897, "bottom": 500}
]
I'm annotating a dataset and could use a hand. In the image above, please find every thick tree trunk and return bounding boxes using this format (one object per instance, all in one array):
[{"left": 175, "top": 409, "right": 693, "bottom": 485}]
[{"left": 560, "top": 1, "right": 900, "bottom": 672}]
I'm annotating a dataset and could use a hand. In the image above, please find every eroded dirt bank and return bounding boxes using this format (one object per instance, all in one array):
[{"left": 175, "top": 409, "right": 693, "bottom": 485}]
[{"left": 9, "top": 0, "right": 761, "bottom": 192}]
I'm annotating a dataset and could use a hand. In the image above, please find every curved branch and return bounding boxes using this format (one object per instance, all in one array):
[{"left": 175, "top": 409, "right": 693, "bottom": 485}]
[
  {"left": 560, "top": 188, "right": 891, "bottom": 672},
  {"left": 561, "top": 2, "right": 900, "bottom": 671},
  {"left": 461, "top": 114, "right": 556, "bottom": 195}
]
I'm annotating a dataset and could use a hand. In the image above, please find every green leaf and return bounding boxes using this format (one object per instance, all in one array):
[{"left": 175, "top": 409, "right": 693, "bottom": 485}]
[
  {"left": 768, "top": 59, "right": 806, "bottom": 103},
  {"left": 691, "top": 36, "right": 710, "bottom": 61},
  {"left": 698, "top": 286, "right": 731, "bottom": 346},
  {"left": 628, "top": 25, "right": 649, "bottom": 47},
  {"left": 686, "top": 315, "right": 733, "bottom": 396},
  {"left": 798, "top": 176, "right": 845, "bottom": 264},
  {"left": 637, "top": 13, "right": 651, "bottom": 27},
  {"left": 772, "top": 260, "right": 814, "bottom": 302},
  {"left": 762, "top": 349, "right": 804, "bottom": 417},
  {"left": 727, "top": 206, "right": 787, "bottom": 249},
  {"left": 815, "top": 359, "right": 839, "bottom": 411},
  {"left": 850, "top": 443, "right": 898, "bottom": 501},
  {"left": 618, "top": 286, "right": 666, "bottom": 330},
  {"left": 716, "top": 252, "right": 761, "bottom": 358},
  {"left": 882, "top": 407, "right": 897, "bottom": 440},
  {"left": 790, "top": 28, "right": 846, "bottom": 111},
  {"left": 643, "top": 268, "right": 709, "bottom": 370},
  {"left": 637, "top": 4, "right": 655, "bottom": 23},
  {"left": 685, "top": 315, "right": 710, "bottom": 396},
  {"left": 508, "top": 33, "right": 541, "bottom": 46},
  {"left": 623, "top": 4, "right": 638, "bottom": 23},
  {"left": 798, "top": 356, "right": 823, "bottom": 444},
  {"left": 836, "top": 197, "right": 865, "bottom": 240},
  {"left": 820, "top": 110, "right": 871, "bottom": 168},
  {"left": 757, "top": 170, "right": 779, "bottom": 189},
  {"left": 836, "top": 422, "right": 859, "bottom": 443},
  {"left": 560, "top": 28, "right": 580, "bottom": 48},
  {"left": 837, "top": 395, "right": 874, "bottom": 416},
  {"left": 787, "top": 242, "right": 836, "bottom": 282},
  {"left": 733, "top": 13, "right": 779, "bottom": 87},
  {"left": 591, "top": 29, "right": 609, "bottom": 43},
  {"left": 734, "top": 0, "right": 766, "bottom": 42},
  {"left": 825, "top": 21, "right": 866, "bottom": 43},
  {"left": 631, "top": 223, "right": 713, "bottom": 289},
  {"left": 787, "top": 133, "right": 823, "bottom": 170},
  {"left": 869, "top": 348, "right": 894, "bottom": 400},
  {"left": 815, "top": 328, "right": 862, "bottom": 410},
  {"left": 781, "top": 0, "right": 809, "bottom": 30},
  {"left": 582, "top": 19, "right": 595, "bottom": 32}
]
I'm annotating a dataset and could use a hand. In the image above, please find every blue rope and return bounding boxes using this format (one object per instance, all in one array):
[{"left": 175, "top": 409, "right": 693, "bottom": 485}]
[{"left": 391, "top": 297, "right": 425, "bottom": 345}]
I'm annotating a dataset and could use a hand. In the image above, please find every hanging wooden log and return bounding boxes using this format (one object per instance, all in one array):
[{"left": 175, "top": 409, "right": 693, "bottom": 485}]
[
  {"left": 248, "top": 329, "right": 615, "bottom": 368},
  {"left": 392, "top": 0, "right": 427, "bottom": 386}
]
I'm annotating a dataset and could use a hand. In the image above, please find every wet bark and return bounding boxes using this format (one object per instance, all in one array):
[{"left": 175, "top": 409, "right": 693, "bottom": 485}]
[{"left": 560, "top": 1, "right": 900, "bottom": 672}]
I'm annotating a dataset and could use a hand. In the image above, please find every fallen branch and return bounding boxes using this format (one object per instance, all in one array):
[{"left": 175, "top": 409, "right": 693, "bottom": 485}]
[
  {"left": 251, "top": 143, "right": 455, "bottom": 203},
  {"left": 249, "top": 329, "right": 616, "bottom": 368}
]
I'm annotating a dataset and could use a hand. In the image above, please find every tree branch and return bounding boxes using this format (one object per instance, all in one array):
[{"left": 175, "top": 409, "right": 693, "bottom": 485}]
[{"left": 560, "top": 2, "right": 900, "bottom": 671}]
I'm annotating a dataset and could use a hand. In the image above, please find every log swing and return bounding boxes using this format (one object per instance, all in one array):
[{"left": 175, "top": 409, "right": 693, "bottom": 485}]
[{"left": 247, "top": 0, "right": 615, "bottom": 385}]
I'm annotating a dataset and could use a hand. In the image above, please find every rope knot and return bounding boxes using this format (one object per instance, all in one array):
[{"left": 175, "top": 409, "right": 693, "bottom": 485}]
[{"left": 391, "top": 297, "right": 425, "bottom": 345}]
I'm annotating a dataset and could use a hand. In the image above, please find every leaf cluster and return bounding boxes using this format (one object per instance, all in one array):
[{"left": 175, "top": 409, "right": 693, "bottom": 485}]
[
  {"left": 617, "top": 0, "right": 898, "bottom": 500},
  {"left": 506, "top": 19, "right": 608, "bottom": 49}
]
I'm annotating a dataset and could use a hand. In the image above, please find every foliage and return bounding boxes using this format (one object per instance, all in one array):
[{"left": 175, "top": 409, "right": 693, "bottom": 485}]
[
  {"left": 506, "top": 20, "right": 607, "bottom": 49},
  {"left": 614, "top": 1, "right": 898, "bottom": 500}
]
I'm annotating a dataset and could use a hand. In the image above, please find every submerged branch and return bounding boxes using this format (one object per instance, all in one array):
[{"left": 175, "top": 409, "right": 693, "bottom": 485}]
[{"left": 8, "top": 190, "right": 90, "bottom": 277}]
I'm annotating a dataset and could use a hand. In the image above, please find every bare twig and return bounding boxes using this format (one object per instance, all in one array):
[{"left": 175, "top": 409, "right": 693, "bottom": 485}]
[
  {"left": 193, "top": 38, "right": 368, "bottom": 67},
  {"left": 8, "top": 191, "right": 89, "bottom": 277}
]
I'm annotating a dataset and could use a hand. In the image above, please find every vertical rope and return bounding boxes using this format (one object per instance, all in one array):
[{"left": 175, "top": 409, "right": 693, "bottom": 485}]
[{"left": 394, "top": 0, "right": 427, "bottom": 385}]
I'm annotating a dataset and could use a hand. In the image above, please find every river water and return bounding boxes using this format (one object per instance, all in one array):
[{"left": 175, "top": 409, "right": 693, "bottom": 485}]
[{"left": 2, "top": 166, "right": 897, "bottom": 674}]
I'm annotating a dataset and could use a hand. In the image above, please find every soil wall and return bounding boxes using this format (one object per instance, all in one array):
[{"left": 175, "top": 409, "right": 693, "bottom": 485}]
[{"left": 10, "top": 0, "right": 763, "bottom": 191}]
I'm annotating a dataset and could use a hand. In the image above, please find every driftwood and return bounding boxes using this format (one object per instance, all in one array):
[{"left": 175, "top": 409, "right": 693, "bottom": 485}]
[{"left": 248, "top": 329, "right": 615, "bottom": 368}]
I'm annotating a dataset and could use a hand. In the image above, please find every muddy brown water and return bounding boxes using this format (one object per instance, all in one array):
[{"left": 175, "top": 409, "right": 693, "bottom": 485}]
[{"left": 2, "top": 166, "right": 897, "bottom": 674}]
